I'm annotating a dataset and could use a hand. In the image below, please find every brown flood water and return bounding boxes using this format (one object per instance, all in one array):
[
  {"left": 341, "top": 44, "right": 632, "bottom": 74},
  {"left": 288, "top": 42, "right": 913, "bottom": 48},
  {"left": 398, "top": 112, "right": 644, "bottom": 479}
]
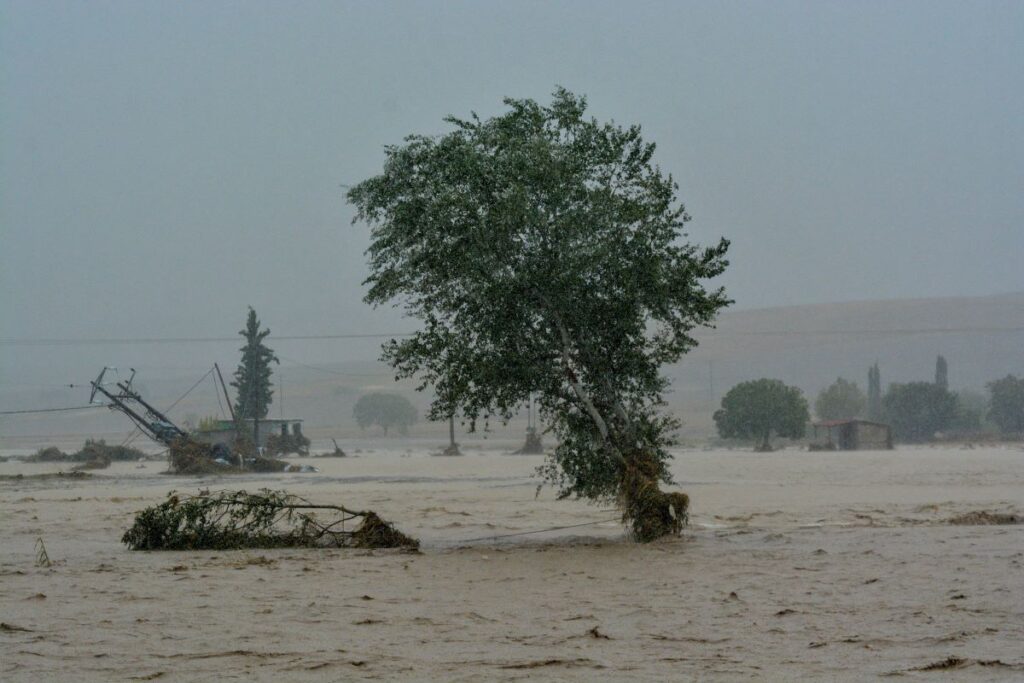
[{"left": 2, "top": 446, "right": 1022, "bottom": 681}]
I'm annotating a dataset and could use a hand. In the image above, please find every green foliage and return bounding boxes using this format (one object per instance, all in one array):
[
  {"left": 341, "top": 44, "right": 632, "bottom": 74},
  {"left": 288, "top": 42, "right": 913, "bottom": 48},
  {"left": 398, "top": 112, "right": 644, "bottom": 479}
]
[
  {"left": 353, "top": 393, "right": 418, "bottom": 435},
  {"left": 867, "top": 363, "right": 882, "bottom": 421},
  {"left": 950, "top": 390, "right": 986, "bottom": 434},
  {"left": 935, "top": 355, "right": 949, "bottom": 391},
  {"left": 882, "top": 382, "right": 957, "bottom": 442},
  {"left": 121, "top": 489, "right": 419, "bottom": 551},
  {"left": 814, "top": 377, "right": 866, "bottom": 421},
  {"left": 28, "top": 439, "right": 146, "bottom": 463},
  {"left": 347, "top": 88, "right": 730, "bottom": 539},
  {"left": 987, "top": 374, "right": 1024, "bottom": 434},
  {"left": 231, "top": 307, "right": 279, "bottom": 420},
  {"left": 714, "top": 379, "right": 809, "bottom": 450}
]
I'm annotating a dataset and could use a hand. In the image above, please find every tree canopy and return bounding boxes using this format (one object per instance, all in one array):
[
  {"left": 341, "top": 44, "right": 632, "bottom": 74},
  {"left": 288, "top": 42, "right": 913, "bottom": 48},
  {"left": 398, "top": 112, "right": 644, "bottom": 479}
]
[
  {"left": 714, "top": 379, "right": 809, "bottom": 451},
  {"left": 348, "top": 88, "right": 730, "bottom": 540},
  {"left": 231, "top": 307, "right": 278, "bottom": 420},
  {"left": 353, "top": 393, "right": 418, "bottom": 435},
  {"left": 987, "top": 374, "right": 1024, "bottom": 434},
  {"left": 882, "top": 381, "right": 957, "bottom": 442},
  {"left": 814, "top": 377, "right": 866, "bottom": 421}
]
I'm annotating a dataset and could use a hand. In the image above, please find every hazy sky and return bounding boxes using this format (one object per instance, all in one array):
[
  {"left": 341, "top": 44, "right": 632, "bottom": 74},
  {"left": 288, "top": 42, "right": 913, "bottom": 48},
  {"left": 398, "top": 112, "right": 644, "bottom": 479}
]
[{"left": 2, "top": 1, "right": 1022, "bottom": 378}]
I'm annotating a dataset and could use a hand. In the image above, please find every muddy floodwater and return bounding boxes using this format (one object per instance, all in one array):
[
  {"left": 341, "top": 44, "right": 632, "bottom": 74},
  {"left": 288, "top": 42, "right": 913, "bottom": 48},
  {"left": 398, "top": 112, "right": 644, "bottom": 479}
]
[{"left": 1, "top": 446, "right": 1022, "bottom": 681}]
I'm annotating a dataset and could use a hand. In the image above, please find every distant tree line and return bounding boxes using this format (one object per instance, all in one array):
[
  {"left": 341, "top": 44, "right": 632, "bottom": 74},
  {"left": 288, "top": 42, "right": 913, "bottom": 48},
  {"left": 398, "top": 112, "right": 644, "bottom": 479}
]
[{"left": 714, "top": 355, "right": 1024, "bottom": 449}]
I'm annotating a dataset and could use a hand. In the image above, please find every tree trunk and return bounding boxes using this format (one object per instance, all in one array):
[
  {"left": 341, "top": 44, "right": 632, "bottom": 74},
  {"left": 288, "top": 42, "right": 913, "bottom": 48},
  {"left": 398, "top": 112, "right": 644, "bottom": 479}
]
[
  {"left": 442, "top": 416, "right": 461, "bottom": 456},
  {"left": 534, "top": 291, "right": 684, "bottom": 542}
]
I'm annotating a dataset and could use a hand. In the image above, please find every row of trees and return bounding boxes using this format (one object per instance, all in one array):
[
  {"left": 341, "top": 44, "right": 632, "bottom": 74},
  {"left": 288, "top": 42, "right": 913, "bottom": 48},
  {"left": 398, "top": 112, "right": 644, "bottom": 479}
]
[
  {"left": 713, "top": 356, "right": 1024, "bottom": 448},
  {"left": 816, "top": 356, "right": 1022, "bottom": 440},
  {"left": 235, "top": 302, "right": 1021, "bottom": 448}
]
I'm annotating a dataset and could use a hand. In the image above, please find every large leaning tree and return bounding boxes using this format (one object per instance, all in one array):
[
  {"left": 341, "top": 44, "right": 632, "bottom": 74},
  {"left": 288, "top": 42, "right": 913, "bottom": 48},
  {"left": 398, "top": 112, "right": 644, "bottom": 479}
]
[{"left": 348, "top": 89, "right": 731, "bottom": 541}]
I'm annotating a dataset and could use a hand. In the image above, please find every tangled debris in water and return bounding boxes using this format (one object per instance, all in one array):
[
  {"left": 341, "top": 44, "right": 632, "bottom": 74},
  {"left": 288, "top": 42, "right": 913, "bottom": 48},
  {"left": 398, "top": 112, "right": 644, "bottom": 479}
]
[
  {"left": 945, "top": 510, "right": 1021, "bottom": 526},
  {"left": 167, "top": 438, "right": 289, "bottom": 475},
  {"left": 121, "top": 489, "right": 419, "bottom": 551},
  {"left": 167, "top": 439, "right": 233, "bottom": 474},
  {"left": 618, "top": 459, "right": 689, "bottom": 543}
]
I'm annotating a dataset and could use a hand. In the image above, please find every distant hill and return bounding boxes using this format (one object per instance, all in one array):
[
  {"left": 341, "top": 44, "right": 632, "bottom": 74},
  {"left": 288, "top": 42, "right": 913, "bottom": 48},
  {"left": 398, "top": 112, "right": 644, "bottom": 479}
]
[{"left": 666, "top": 292, "right": 1024, "bottom": 416}]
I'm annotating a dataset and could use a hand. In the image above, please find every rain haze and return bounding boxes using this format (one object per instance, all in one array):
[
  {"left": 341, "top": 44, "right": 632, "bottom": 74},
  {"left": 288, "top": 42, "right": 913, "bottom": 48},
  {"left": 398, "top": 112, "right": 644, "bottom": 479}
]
[
  {"left": 2, "top": 2, "right": 1022, "bottom": 385},
  {"left": 1, "top": 4, "right": 1023, "bottom": 680}
]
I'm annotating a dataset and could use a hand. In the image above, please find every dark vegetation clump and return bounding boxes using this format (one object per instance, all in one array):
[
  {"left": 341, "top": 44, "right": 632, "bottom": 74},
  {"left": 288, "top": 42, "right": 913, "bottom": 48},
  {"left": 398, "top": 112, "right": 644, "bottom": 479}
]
[
  {"left": 168, "top": 438, "right": 235, "bottom": 474},
  {"left": 618, "top": 458, "right": 689, "bottom": 543},
  {"left": 166, "top": 438, "right": 288, "bottom": 475},
  {"left": 121, "top": 489, "right": 419, "bottom": 551},
  {"left": 0, "top": 471, "right": 92, "bottom": 481},
  {"left": 72, "top": 452, "right": 111, "bottom": 471},
  {"left": 28, "top": 440, "right": 147, "bottom": 464},
  {"left": 264, "top": 429, "right": 311, "bottom": 457},
  {"left": 247, "top": 456, "right": 290, "bottom": 473},
  {"left": 29, "top": 446, "right": 68, "bottom": 462},
  {"left": 77, "top": 439, "right": 147, "bottom": 462},
  {"left": 945, "top": 511, "right": 1021, "bottom": 526}
]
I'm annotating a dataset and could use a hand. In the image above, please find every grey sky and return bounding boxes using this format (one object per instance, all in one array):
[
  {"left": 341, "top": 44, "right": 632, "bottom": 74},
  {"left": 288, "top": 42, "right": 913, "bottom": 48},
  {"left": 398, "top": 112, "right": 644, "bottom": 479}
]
[{"left": 2, "top": 1, "right": 1022, "bottom": 382}]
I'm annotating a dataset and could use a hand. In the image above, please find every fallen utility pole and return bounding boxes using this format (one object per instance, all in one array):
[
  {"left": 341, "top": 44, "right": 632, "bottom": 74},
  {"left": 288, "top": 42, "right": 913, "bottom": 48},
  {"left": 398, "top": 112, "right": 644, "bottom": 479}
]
[{"left": 89, "top": 367, "right": 187, "bottom": 446}]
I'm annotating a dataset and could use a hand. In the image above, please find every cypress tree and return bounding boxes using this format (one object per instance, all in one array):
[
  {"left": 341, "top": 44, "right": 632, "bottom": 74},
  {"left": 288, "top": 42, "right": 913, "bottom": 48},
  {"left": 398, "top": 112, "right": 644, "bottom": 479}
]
[
  {"left": 867, "top": 362, "right": 882, "bottom": 421},
  {"left": 935, "top": 355, "right": 948, "bottom": 391},
  {"left": 231, "top": 307, "right": 279, "bottom": 421}
]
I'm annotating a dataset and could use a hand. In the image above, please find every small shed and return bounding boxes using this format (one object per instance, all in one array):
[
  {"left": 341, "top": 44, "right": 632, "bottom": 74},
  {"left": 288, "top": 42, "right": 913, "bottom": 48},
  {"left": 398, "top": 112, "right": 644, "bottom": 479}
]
[{"left": 812, "top": 419, "right": 893, "bottom": 451}]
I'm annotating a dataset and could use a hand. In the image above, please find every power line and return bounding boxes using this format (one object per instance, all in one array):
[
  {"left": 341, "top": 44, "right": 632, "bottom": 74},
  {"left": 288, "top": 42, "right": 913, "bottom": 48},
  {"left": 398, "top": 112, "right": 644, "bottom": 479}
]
[
  {"left": 700, "top": 325, "right": 1024, "bottom": 337},
  {"left": 1, "top": 325, "right": 1020, "bottom": 348},
  {"left": 120, "top": 367, "right": 216, "bottom": 448},
  {"left": 0, "top": 332, "right": 416, "bottom": 347},
  {"left": 0, "top": 405, "right": 104, "bottom": 416},
  {"left": 276, "top": 354, "right": 391, "bottom": 378},
  {"left": 163, "top": 367, "right": 216, "bottom": 413},
  {"left": 212, "top": 371, "right": 227, "bottom": 419},
  {"left": 459, "top": 517, "right": 621, "bottom": 543}
]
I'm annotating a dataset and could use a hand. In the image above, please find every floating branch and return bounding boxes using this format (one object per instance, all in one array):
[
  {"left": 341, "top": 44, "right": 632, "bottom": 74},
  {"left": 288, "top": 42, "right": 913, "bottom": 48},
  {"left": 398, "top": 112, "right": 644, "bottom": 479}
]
[{"left": 121, "top": 489, "right": 419, "bottom": 551}]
